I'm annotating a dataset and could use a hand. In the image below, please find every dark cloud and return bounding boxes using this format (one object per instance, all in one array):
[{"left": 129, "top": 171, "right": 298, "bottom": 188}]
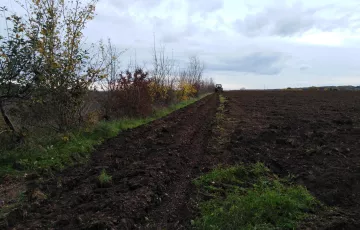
[
  {"left": 208, "top": 52, "right": 286, "bottom": 75},
  {"left": 234, "top": 2, "right": 360, "bottom": 37}
]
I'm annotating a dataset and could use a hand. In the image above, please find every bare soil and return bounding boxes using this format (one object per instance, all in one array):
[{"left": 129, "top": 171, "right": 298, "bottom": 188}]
[
  {"left": 9, "top": 94, "right": 218, "bottom": 230},
  {"left": 5, "top": 90, "right": 360, "bottom": 229},
  {"left": 224, "top": 90, "right": 360, "bottom": 229}
]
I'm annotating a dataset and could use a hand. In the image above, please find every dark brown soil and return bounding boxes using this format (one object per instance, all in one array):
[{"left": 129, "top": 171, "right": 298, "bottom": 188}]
[
  {"left": 224, "top": 90, "right": 360, "bottom": 229},
  {"left": 9, "top": 94, "right": 218, "bottom": 230},
  {"left": 7, "top": 90, "right": 360, "bottom": 229}
]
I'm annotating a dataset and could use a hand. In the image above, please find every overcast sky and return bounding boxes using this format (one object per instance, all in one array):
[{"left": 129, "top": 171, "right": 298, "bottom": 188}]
[{"left": 3, "top": 0, "right": 360, "bottom": 89}]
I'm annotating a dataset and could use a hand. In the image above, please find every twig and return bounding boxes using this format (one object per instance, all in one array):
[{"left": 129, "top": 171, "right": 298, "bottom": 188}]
[{"left": 0, "top": 129, "right": 10, "bottom": 135}]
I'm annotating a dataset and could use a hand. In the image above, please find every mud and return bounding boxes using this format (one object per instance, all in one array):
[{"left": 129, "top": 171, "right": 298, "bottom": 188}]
[
  {"left": 224, "top": 90, "right": 360, "bottom": 229},
  {"left": 8, "top": 90, "right": 360, "bottom": 229},
  {"left": 11, "top": 94, "right": 218, "bottom": 229}
]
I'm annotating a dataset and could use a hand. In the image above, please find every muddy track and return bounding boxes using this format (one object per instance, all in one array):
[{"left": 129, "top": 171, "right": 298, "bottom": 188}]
[{"left": 12, "top": 94, "right": 218, "bottom": 230}]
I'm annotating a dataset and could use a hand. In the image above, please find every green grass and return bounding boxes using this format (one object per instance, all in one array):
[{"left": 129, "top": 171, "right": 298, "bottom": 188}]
[
  {"left": 98, "top": 169, "right": 112, "bottom": 186},
  {"left": 0, "top": 95, "right": 210, "bottom": 177},
  {"left": 193, "top": 163, "right": 319, "bottom": 230},
  {"left": 219, "top": 94, "right": 226, "bottom": 104},
  {"left": 215, "top": 94, "right": 227, "bottom": 121}
]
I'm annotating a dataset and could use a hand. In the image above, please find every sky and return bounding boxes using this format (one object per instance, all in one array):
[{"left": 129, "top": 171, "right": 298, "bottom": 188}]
[{"left": 2, "top": 0, "right": 360, "bottom": 89}]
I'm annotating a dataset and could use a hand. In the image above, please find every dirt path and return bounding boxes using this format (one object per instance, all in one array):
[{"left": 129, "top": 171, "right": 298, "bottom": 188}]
[{"left": 11, "top": 94, "right": 218, "bottom": 230}]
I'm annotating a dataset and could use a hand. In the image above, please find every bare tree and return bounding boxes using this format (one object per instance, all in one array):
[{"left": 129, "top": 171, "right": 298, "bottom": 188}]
[
  {"left": 96, "top": 38, "right": 127, "bottom": 119},
  {"left": 98, "top": 39, "right": 127, "bottom": 92},
  {"left": 152, "top": 39, "right": 175, "bottom": 83},
  {"left": 187, "top": 55, "right": 205, "bottom": 85},
  {"left": 151, "top": 34, "right": 177, "bottom": 103}
]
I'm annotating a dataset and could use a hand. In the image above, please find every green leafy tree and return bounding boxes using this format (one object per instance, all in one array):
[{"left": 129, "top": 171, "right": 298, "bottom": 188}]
[
  {"left": 0, "top": 7, "right": 37, "bottom": 137},
  {"left": 20, "top": 0, "right": 100, "bottom": 131}
]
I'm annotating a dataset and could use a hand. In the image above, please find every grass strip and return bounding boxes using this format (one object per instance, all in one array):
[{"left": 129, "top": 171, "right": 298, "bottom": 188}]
[
  {"left": 0, "top": 95, "right": 210, "bottom": 176},
  {"left": 193, "top": 163, "right": 320, "bottom": 230}
]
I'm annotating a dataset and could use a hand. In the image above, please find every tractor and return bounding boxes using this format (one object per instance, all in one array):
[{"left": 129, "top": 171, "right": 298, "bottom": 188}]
[{"left": 215, "top": 84, "right": 223, "bottom": 93}]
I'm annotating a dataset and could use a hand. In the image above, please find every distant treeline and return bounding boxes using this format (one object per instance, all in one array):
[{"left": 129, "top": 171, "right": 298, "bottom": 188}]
[{"left": 283, "top": 86, "right": 360, "bottom": 91}]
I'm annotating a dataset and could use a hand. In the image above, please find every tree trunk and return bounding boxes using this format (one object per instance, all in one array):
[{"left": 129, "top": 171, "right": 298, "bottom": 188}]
[{"left": 0, "top": 101, "right": 16, "bottom": 133}]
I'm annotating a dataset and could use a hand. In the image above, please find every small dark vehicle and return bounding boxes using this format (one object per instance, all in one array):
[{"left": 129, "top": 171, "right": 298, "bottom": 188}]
[{"left": 215, "top": 84, "right": 223, "bottom": 93}]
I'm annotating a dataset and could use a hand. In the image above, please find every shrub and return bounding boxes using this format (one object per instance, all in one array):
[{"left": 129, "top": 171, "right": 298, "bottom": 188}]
[
  {"left": 117, "top": 69, "right": 152, "bottom": 117},
  {"left": 149, "top": 82, "right": 171, "bottom": 104},
  {"left": 178, "top": 82, "right": 198, "bottom": 101}
]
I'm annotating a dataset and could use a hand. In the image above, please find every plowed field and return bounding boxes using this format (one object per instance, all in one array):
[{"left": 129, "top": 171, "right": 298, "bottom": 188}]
[
  {"left": 7, "top": 91, "right": 360, "bottom": 229},
  {"left": 225, "top": 91, "right": 360, "bottom": 229}
]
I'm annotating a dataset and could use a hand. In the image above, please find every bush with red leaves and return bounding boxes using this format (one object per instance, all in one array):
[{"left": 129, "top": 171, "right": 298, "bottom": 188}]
[{"left": 109, "top": 68, "right": 152, "bottom": 117}]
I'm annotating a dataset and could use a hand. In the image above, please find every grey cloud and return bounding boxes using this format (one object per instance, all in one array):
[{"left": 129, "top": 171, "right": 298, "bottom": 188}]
[
  {"left": 133, "top": 0, "right": 161, "bottom": 8},
  {"left": 208, "top": 52, "right": 286, "bottom": 75},
  {"left": 156, "top": 19, "right": 201, "bottom": 43},
  {"left": 92, "top": 1, "right": 206, "bottom": 45},
  {"left": 162, "top": 34, "right": 179, "bottom": 43},
  {"left": 110, "top": 0, "right": 161, "bottom": 9},
  {"left": 110, "top": 0, "right": 224, "bottom": 15},
  {"left": 152, "top": 16, "right": 166, "bottom": 27},
  {"left": 188, "top": 0, "right": 224, "bottom": 14},
  {"left": 300, "top": 65, "right": 310, "bottom": 71},
  {"left": 6, "top": 0, "right": 360, "bottom": 90},
  {"left": 234, "top": 2, "right": 360, "bottom": 37}
]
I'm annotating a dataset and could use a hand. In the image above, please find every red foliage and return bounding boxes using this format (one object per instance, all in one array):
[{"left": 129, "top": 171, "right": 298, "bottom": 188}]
[{"left": 113, "top": 68, "right": 152, "bottom": 117}]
